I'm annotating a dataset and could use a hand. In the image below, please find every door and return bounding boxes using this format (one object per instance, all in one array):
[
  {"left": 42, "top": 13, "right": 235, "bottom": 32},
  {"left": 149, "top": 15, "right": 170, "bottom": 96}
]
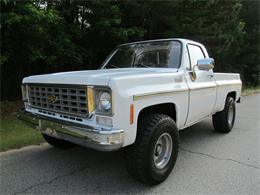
[{"left": 185, "top": 44, "right": 217, "bottom": 125}]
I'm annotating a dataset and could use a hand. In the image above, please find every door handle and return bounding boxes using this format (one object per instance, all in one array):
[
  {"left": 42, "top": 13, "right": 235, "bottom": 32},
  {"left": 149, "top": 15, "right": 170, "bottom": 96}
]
[{"left": 208, "top": 74, "right": 214, "bottom": 78}]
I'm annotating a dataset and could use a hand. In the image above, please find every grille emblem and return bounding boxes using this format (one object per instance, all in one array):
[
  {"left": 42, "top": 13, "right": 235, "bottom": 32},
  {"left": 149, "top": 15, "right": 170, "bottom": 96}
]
[{"left": 47, "top": 95, "right": 58, "bottom": 103}]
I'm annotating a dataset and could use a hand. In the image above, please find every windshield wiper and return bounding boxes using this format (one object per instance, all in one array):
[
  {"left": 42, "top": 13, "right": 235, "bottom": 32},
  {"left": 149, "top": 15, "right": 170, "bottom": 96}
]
[
  {"left": 134, "top": 63, "right": 150, "bottom": 68},
  {"left": 106, "top": 64, "right": 119, "bottom": 69}
]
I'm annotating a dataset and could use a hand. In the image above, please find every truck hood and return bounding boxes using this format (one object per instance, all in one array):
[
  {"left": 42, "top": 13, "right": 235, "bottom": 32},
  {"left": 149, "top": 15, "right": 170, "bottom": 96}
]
[{"left": 23, "top": 68, "right": 178, "bottom": 86}]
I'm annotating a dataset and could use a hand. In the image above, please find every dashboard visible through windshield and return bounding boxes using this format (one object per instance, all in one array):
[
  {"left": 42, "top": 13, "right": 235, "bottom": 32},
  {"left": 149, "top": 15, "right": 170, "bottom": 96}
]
[{"left": 102, "top": 40, "right": 182, "bottom": 69}]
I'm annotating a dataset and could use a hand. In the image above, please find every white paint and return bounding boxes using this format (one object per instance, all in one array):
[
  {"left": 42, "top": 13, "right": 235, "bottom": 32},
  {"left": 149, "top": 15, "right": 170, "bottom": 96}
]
[{"left": 22, "top": 39, "right": 242, "bottom": 148}]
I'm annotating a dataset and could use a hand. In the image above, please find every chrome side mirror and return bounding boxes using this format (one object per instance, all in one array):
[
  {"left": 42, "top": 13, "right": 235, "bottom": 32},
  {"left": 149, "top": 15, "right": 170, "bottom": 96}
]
[
  {"left": 191, "top": 58, "right": 214, "bottom": 81},
  {"left": 197, "top": 58, "right": 214, "bottom": 71}
]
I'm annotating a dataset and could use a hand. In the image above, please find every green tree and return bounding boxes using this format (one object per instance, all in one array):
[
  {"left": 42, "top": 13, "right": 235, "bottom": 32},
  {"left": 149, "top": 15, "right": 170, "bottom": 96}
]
[
  {"left": 1, "top": 0, "right": 84, "bottom": 99},
  {"left": 0, "top": 0, "right": 259, "bottom": 100},
  {"left": 239, "top": 1, "right": 260, "bottom": 86},
  {"left": 54, "top": 0, "right": 145, "bottom": 68}
]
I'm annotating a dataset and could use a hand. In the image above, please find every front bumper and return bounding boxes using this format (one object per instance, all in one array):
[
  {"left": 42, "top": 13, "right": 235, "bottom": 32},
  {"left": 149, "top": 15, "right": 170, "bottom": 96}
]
[{"left": 17, "top": 109, "right": 124, "bottom": 151}]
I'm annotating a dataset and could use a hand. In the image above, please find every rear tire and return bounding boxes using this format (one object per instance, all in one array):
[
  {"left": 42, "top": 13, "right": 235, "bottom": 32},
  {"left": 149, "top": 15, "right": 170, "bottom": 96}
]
[
  {"left": 124, "top": 113, "right": 179, "bottom": 185},
  {"left": 42, "top": 134, "right": 76, "bottom": 149},
  {"left": 213, "top": 96, "right": 236, "bottom": 133}
]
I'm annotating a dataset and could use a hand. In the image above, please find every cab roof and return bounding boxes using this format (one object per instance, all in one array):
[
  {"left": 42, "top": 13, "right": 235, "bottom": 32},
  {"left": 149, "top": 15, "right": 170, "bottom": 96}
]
[{"left": 118, "top": 38, "right": 202, "bottom": 47}]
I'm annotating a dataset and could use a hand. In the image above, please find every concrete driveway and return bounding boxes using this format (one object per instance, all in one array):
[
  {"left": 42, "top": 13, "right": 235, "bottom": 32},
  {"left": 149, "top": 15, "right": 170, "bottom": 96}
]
[{"left": 1, "top": 94, "right": 259, "bottom": 194}]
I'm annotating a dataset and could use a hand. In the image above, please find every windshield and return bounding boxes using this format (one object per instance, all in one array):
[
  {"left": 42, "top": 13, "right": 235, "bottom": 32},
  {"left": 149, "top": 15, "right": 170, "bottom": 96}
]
[{"left": 102, "top": 41, "right": 182, "bottom": 69}]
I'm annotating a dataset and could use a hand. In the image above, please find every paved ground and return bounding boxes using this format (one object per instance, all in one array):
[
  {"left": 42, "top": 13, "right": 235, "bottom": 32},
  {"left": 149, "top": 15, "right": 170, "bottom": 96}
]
[{"left": 1, "top": 94, "right": 259, "bottom": 195}]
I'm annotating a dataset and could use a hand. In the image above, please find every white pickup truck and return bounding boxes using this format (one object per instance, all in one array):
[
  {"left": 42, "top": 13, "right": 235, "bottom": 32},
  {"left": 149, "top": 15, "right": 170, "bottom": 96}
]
[{"left": 18, "top": 38, "right": 242, "bottom": 185}]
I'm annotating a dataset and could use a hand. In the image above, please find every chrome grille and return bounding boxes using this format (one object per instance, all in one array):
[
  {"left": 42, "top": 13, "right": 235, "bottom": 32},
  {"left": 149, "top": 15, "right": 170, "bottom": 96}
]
[{"left": 28, "top": 85, "right": 88, "bottom": 117}]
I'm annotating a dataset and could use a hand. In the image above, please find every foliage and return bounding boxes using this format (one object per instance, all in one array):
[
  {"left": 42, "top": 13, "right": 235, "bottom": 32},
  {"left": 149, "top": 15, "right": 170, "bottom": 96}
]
[
  {"left": 242, "top": 86, "right": 260, "bottom": 96},
  {"left": 239, "top": 1, "right": 260, "bottom": 86},
  {"left": 0, "top": 0, "right": 259, "bottom": 100}
]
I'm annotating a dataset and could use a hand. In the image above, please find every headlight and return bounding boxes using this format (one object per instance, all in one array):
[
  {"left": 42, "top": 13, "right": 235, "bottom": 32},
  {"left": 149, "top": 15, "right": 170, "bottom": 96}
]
[
  {"left": 95, "top": 88, "right": 112, "bottom": 115},
  {"left": 100, "top": 92, "right": 111, "bottom": 110},
  {"left": 21, "top": 85, "right": 28, "bottom": 101}
]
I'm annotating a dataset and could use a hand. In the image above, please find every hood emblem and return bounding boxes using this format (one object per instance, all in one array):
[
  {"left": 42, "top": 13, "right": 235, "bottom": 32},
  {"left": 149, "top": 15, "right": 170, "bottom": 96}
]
[{"left": 47, "top": 95, "right": 58, "bottom": 103}]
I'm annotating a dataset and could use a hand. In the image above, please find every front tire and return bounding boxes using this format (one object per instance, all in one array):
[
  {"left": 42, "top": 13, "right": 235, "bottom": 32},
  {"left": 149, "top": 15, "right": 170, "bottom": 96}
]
[
  {"left": 125, "top": 114, "right": 179, "bottom": 185},
  {"left": 213, "top": 96, "right": 236, "bottom": 133},
  {"left": 42, "top": 134, "right": 76, "bottom": 149}
]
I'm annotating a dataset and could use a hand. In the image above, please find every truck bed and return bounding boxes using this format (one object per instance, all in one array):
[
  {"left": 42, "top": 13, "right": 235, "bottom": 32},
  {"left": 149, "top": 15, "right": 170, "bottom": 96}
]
[{"left": 213, "top": 72, "right": 242, "bottom": 113}]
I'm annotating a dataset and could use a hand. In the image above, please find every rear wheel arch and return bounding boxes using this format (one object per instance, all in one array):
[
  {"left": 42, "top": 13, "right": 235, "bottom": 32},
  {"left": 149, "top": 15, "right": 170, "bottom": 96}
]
[
  {"left": 227, "top": 91, "right": 236, "bottom": 101},
  {"left": 213, "top": 96, "right": 236, "bottom": 133}
]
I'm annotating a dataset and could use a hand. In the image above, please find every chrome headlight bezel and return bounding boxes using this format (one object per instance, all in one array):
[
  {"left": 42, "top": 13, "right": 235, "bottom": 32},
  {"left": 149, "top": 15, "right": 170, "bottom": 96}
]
[
  {"left": 94, "top": 87, "right": 112, "bottom": 115},
  {"left": 21, "top": 84, "right": 28, "bottom": 102}
]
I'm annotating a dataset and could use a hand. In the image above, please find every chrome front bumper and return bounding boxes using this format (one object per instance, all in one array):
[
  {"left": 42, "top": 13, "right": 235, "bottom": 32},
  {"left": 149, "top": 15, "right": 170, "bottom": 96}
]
[{"left": 17, "top": 109, "right": 124, "bottom": 151}]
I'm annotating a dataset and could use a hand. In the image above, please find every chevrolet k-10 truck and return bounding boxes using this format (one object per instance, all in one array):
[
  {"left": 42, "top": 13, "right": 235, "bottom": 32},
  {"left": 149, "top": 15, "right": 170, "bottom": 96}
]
[{"left": 18, "top": 38, "right": 242, "bottom": 185}]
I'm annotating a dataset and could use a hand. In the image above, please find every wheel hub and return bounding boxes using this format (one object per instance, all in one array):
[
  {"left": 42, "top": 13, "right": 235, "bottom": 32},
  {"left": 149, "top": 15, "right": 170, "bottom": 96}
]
[
  {"left": 153, "top": 132, "right": 173, "bottom": 169},
  {"left": 155, "top": 144, "right": 162, "bottom": 156}
]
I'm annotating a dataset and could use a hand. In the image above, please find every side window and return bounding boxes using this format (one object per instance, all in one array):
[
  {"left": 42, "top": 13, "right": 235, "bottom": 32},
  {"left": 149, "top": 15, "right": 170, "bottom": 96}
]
[{"left": 187, "top": 44, "right": 205, "bottom": 69}]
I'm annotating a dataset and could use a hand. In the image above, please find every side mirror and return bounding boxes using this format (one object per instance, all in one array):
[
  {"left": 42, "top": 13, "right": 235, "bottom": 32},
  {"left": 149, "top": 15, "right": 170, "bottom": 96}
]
[
  {"left": 197, "top": 58, "right": 214, "bottom": 71},
  {"left": 191, "top": 58, "right": 214, "bottom": 81}
]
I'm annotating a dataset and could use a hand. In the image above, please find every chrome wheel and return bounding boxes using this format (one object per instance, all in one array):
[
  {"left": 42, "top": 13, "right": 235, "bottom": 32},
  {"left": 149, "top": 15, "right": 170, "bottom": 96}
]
[
  {"left": 153, "top": 132, "right": 173, "bottom": 169},
  {"left": 228, "top": 104, "right": 234, "bottom": 126}
]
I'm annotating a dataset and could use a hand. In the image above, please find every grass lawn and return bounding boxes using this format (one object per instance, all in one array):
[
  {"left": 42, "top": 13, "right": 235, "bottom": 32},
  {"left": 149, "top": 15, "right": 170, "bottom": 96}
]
[
  {"left": 0, "top": 86, "right": 259, "bottom": 152},
  {"left": 241, "top": 86, "right": 260, "bottom": 96},
  {"left": 0, "top": 101, "right": 43, "bottom": 152}
]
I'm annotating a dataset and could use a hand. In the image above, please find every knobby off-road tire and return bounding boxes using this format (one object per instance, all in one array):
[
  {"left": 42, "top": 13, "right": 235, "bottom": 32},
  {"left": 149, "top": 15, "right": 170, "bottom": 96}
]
[
  {"left": 124, "top": 114, "right": 179, "bottom": 185},
  {"left": 213, "top": 96, "right": 236, "bottom": 133},
  {"left": 42, "top": 134, "right": 76, "bottom": 149}
]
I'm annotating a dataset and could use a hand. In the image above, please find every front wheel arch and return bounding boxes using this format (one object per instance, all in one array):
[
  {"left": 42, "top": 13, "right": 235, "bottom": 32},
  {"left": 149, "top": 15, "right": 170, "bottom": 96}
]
[{"left": 137, "top": 103, "right": 177, "bottom": 126}]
